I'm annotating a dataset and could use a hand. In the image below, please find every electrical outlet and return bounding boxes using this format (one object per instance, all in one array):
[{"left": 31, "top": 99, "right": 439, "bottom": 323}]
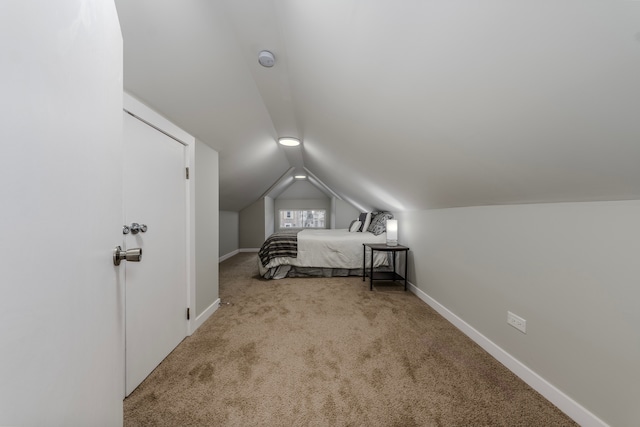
[{"left": 507, "top": 311, "right": 526, "bottom": 333}]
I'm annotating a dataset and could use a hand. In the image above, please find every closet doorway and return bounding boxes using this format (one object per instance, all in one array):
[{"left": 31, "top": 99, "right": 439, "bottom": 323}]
[{"left": 123, "top": 111, "right": 188, "bottom": 396}]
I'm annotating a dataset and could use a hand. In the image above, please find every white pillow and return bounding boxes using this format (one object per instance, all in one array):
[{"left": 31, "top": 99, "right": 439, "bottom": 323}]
[
  {"left": 361, "top": 212, "right": 372, "bottom": 233},
  {"left": 349, "top": 220, "right": 362, "bottom": 232}
]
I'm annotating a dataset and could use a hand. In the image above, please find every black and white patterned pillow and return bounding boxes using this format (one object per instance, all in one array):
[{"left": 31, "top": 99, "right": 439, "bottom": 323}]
[
  {"left": 357, "top": 212, "right": 371, "bottom": 232},
  {"left": 367, "top": 212, "right": 393, "bottom": 236}
]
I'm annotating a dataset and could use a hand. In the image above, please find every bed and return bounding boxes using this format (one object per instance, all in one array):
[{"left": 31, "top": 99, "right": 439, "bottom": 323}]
[{"left": 258, "top": 228, "right": 391, "bottom": 279}]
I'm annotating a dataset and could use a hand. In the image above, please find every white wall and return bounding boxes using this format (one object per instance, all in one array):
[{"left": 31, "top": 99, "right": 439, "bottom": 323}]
[
  {"left": 195, "top": 141, "right": 219, "bottom": 316},
  {"left": 239, "top": 198, "right": 266, "bottom": 248},
  {"left": 1, "top": 1, "right": 124, "bottom": 425},
  {"left": 264, "top": 196, "right": 275, "bottom": 238},
  {"left": 278, "top": 180, "right": 326, "bottom": 199},
  {"left": 275, "top": 181, "right": 331, "bottom": 229},
  {"left": 395, "top": 200, "right": 640, "bottom": 427},
  {"left": 330, "top": 197, "right": 336, "bottom": 229},
  {"left": 219, "top": 210, "right": 239, "bottom": 257},
  {"left": 334, "top": 198, "right": 361, "bottom": 229}
]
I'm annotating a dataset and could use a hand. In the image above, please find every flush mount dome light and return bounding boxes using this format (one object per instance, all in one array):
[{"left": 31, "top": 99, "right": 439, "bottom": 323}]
[
  {"left": 294, "top": 175, "right": 307, "bottom": 179},
  {"left": 278, "top": 137, "right": 300, "bottom": 147}
]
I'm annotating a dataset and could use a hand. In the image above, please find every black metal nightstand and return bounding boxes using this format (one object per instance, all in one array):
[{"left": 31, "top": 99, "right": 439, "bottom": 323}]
[{"left": 362, "top": 243, "right": 409, "bottom": 291}]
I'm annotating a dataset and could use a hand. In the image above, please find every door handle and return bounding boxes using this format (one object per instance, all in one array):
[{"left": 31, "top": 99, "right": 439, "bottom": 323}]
[{"left": 113, "top": 246, "right": 142, "bottom": 266}]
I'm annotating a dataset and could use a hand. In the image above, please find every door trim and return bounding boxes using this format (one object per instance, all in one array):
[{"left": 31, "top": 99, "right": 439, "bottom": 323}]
[
  {"left": 124, "top": 110, "right": 188, "bottom": 147},
  {"left": 123, "top": 92, "right": 197, "bottom": 339}
]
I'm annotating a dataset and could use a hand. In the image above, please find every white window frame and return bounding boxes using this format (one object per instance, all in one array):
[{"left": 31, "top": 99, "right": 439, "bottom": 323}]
[{"left": 278, "top": 209, "right": 326, "bottom": 229}]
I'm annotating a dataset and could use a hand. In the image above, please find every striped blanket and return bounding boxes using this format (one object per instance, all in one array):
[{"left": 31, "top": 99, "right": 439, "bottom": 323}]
[{"left": 258, "top": 230, "right": 298, "bottom": 267}]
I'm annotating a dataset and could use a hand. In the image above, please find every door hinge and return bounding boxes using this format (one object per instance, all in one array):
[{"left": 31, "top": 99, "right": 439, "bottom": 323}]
[
  {"left": 185, "top": 167, "right": 190, "bottom": 179},
  {"left": 187, "top": 307, "right": 190, "bottom": 320}
]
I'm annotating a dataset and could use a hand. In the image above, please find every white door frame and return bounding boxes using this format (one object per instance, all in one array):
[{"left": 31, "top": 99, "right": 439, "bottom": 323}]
[{"left": 123, "top": 92, "right": 197, "bottom": 341}]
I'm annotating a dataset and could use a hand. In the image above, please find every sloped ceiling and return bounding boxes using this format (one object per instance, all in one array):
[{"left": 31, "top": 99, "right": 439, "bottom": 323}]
[{"left": 115, "top": 1, "right": 640, "bottom": 212}]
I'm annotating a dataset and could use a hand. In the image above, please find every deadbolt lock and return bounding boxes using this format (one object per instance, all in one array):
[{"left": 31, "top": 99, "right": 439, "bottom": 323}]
[{"left": 123, "top": 223, "right": 148, "bottom": 235}]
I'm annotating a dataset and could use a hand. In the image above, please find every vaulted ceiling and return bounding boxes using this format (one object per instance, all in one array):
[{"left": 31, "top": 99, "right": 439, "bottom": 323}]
[{"left": 115, "top": 1, "right": 640, "bottom": 212}]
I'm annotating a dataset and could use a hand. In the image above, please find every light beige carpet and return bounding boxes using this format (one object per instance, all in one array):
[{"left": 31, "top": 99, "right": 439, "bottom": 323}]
[{"left": 124, "top": 253, "right": 577, "bottom": 426}]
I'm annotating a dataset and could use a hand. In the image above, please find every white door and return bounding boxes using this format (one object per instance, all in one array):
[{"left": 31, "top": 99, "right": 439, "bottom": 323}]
[
  {"left": 0, "top": 2, "right": 124, "bottom": 426},
  {"left": 123, "top": 112, "right": 188, "bottom": 395}
]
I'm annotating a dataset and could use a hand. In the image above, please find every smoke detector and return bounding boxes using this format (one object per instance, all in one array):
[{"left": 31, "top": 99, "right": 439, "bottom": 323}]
[{"left": 258, "top": 50, "right": 275, "bottom": 67}]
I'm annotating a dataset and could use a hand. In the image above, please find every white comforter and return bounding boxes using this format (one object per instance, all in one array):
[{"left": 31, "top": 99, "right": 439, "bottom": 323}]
[{"left": 258, "top": 229, "right": 388, "bottom": 276}]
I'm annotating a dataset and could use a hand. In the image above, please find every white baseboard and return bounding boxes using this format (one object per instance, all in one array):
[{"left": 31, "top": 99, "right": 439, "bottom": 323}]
[
  {"left": 407, "top": 281, "right": 609, "bottom": 427},
  {"left": 219, "top": 248, "right": 260, "bottom": 262},
  {"left": 189, "top": 298, "right": 220, "bottom": 335},
  {"left": 219, "top": 249, "right": 239, "bottom": 263}
]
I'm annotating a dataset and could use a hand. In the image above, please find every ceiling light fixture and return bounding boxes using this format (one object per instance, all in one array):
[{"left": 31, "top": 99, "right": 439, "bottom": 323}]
[
  {"left": 294, "top": 175, "right": 307, "bottom": 179},
  {"left": 258, "top": 50, "right": 275, "bottom": 67},
  {"left": 278, "top": 137, "right": 300, "bottom": 147}
]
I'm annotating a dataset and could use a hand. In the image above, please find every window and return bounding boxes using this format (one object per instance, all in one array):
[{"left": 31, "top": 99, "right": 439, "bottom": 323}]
[{"left": 279, "top": 209, "right": 326, "bottom": 229}]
